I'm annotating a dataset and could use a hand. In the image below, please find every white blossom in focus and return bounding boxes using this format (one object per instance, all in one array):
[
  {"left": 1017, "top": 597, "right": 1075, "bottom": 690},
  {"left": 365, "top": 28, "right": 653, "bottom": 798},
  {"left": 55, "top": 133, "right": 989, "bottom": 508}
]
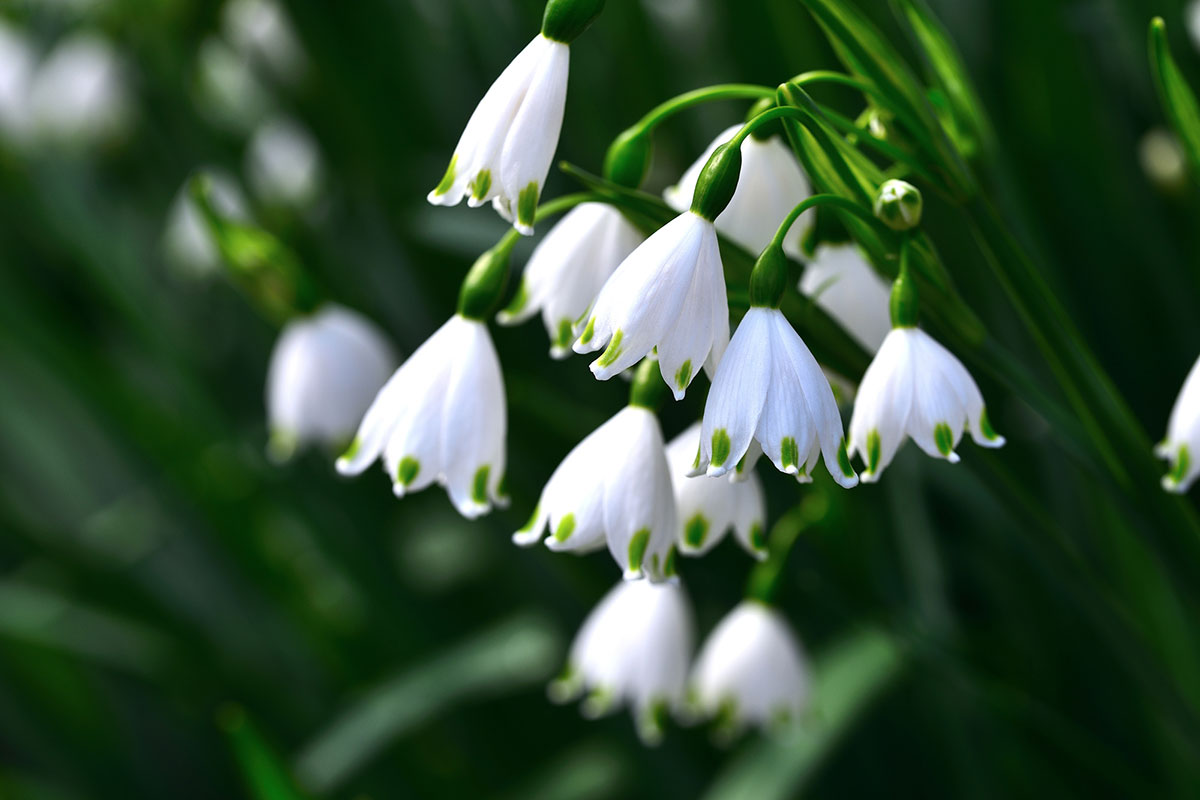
[
  {"left": 497, "top": 202, "right": 643, "bottom": 357},
  {"left": 666, "top": 423, "right": 766, "bottom": 559},
  {"left": 664, "top": 125, "right": 811, "bottom": 258},
  {"left": 574, "top": 211, "right": 729, "bottom": 399},
  {"left": 266, "top": 304, "right": 396, "bottom": 462},
  {"left": 551, "top": 578, "right": 694, "bottom": 744},
  {"left": 848, "top": 327, "right": 1004, "bottom": 482},
  {"left": 427, "top": 34, "right": 569, "bottom": 235},
  {"left": 337, "top": 315, "right": 507, "bottom": 519}
]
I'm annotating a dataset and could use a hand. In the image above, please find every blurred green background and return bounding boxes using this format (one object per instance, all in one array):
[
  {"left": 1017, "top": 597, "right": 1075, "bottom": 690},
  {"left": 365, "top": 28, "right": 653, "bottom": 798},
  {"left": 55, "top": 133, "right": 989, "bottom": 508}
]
[{"left": 3, "top": 0, "right": 1200, "bottom": 797}]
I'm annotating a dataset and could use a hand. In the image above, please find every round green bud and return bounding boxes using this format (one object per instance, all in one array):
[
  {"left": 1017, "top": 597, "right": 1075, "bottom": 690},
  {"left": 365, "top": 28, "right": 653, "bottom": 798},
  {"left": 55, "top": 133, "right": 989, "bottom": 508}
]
[
  {"left": 603, "top": 126, "right": 652, "bottom": 189},
  {"left": 689, "top": 142, "right": 743, "bottom": 222},
  {"left": 458, "top": 241, "right": 515, "bottom": 321},
  {"left": 873, "top": 179, "right": 923, "bottom": 231},
  {"left": 541, "top": 0, "right": 605, "bottom": 44}
]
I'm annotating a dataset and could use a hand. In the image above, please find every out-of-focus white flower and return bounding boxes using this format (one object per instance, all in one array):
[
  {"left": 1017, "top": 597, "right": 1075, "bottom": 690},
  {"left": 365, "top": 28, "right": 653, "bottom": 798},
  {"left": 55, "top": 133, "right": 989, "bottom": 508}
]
[
  {"left": 799, "top": 244, "right": 892, "bottom": 352},
  {"left": 195, "top": 36, "right": 273, "bottom": 133},
  {"left": 265, "top": 304, "right": 396, "bottom": 462},
  {"left": 664, "top": 125, "right": 811, "bottom": 257},
  {"left": 551, "top": 578, "right": 694, "bottom": 744},
  {"left": 1158, "top": 353, "right": 1200, "bottom": 492},
  {"left": 689, "top": 601, "right": 810, "bottom": 736},
  {"left": 1139, "top": 128, "right": 1188, "bottom": 193},
  {"left": 163, "top": 169, "right": 251, "bottom": 276},
  {"left": 697, "top": 307, "right": 858, "bottom": 488},
  {"left": 246, "top": 116, "right": 323, "bottom": 209},
  {"left": 665, "top": 423, "right": 766, "bottom": 559},
  {"left": 848, "top": 326, "right": 1004, "bottom": 481},
  {"left": 515, "top": 404, "right": 677, "bottom": 581},
  {"left": 1188, "top": 0, "right": 1200, "bottom": 53},
  {"left": 223, "top": 0, "right": 306, "bottom": 83},
  {"left": 337, "top": 315, "right": 507, "bottom": 519},
  {"left": 29, "top": 34, "right": 132, "bottom": 147},
  {"left": 427, "top": 34, "right": 568, "bottom": 235},
  {"left": 574, "top": 211, "right": 728, "bottom": 398},
  {"left": 497, "top": 202, "right": 643, "bottom": 358},
  {"left": 0, "top": 22, "right": 35, "bottom": 145}
]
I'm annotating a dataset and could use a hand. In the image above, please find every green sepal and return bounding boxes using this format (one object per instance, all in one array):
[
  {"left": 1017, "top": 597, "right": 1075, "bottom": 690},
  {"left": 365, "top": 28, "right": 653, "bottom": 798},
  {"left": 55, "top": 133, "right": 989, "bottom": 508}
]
[
  {"left": 690, "top": 142, "right": 743, "bottom": 222},
  {"left": 457, "top": 236, "right": 517, "bottom": 321},
  {"left": 628, "top": 357, "right": 667, "bottom": 410},
  {"left": 603, "top": 126, "right": 653, "bottom": 189},
  {"left": 749, "top": 242, "right": 789, "bottom": 308},
  {"left": 541, "top": 0, "right": 605, "bottom": 44}
]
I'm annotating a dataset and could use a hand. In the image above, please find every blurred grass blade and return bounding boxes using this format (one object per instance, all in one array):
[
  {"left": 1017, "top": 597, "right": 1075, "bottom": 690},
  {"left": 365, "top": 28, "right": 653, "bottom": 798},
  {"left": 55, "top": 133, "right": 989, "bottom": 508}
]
[
  {"left": 219, "top": 704, "right": 310, "bottom": 800},
  {"left": 499, "top": 741, "right": 629, "bottom": 800},
  {"left": 702, "top": 627, "right": 904, "bottom": 800},
  {"left": 1149, "top": 18, "right": 1200, "bottom": 183},
  {"left": 891, "top": 0, "right": 994, "bottom": 159},
  {"left": 294, "top": 613, "right": 561, "bottom": 794}
]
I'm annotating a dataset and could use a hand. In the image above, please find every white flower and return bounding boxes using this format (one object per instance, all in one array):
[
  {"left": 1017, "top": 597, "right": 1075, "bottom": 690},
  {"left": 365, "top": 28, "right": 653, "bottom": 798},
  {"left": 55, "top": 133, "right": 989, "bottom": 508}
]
[
  {"left": 336, "top": 315, "right": 507, "bottom": 519},
  {"left": 1157, "top": 353, "right": 1200, "bottom": 492},
  {"left": 551, "top": 578, "right": 694, "bottom": 744},
  {"left": 664, "top": 125, "right": 811, "bottom": 258},
  {"left": 195, "top": 36, "right": 273, "bottom": 133},
  {"left": 427, "top": 34, "right": 568, "bottom": 235},
  {"left": 163, "top": 169, "right": 250, "bottom": 276},
  {"left": 246, "top": 116, "right": 323, "bottom": 209},
  {"left": 515, "top": 404, "right": 677, "bottom": 580},
  {"left": 574, "top": 211, "right": 729, "bottom": 398},
  {"left": 689, "top": 601, "right": 810, "bottom": 735},
  {"left": 265, "top": 304, "right": 396, "bottom": 462},
  {"left": 223, "top": 0, "right": 306, "bottom": 83},
  {"left": 696, "top": 307, "right": 858, "bottom": 488},
  {"left": 0, "top": 21, "right": 35, "bottom": 145},
  {"left": 497, "top": 202, "right": 643, "bottom": 357},
  {"left": 665, "top": 423, "right": 767, "bottom": 559},
  {"left": 848, "top": 327, "right": 1004, "bottom": 481},
  {"left": 29, "top": 34, "right": 132, "bottom": 147},
  {"left": 799, "top": 244, "right": 891, "bottom": 353}
]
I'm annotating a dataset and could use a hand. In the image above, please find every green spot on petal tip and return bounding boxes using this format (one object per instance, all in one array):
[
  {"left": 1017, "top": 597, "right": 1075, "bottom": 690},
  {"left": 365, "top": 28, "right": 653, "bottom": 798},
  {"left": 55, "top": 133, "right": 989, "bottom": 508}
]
[
  {"left": 553, "top": 513, "right": 576, "bottom": 542},
  {"left": 710, "top": 429, "right": 731, "bottom": 468},
  {"left": 471, "top": 465, "right": 490, "bottom": 505},
  {"left": 397, "top": 456, "right": 420, "bottom": 486},
  {"left": 627, "top": 528, "right": 650, "bottom": 571},
  {"left": 934, "top": 423, "right": 955, "bottom": 457},
  {"left": 684, "top": 514, "right": 708, "bottom": 548},
  {"left": 596, "top": 329, "right": 624, "bottom": 367}
]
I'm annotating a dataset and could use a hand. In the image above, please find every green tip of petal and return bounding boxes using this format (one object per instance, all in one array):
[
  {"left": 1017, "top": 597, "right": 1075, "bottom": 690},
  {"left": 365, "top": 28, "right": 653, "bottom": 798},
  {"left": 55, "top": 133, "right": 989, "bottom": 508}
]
[
  {"left": 663, "top": 546, "right": 677, "bottom": 576},
  {"left": 338, "top": 436, "right": 362, "bottom": 463},
  {"left": 553, "top": 513, "right": 576, "bottom": 542},
  {"left": 471, "top": 465, "right": 491, "bottom": 505},
  {"left": 499, "top": 278, "right": 530, "bottom": 320},
  {"left": 675, "top": 360, "right": 692, "bottom": 391},
  {"left": 579, "top": 316, "right": 596, "bottom": 345},
  {"left": 980, "top": 408, "right": 999, "bottom": 441},
  {"left": 517, "top": 182, "right": 539, "bottom": 229},
  {"left": 710, "top": 429, "right": 732, "bottom": 468},
  {"left": 780, "top": 436, "right": 799, "bottom": 470},
  {"left": 432, "top": 154, "right": 458, "bottom": 196},
  {"left": 397, "top": 456, "right": 420, "bottom": 486},
  {"left": 684, "top": 514, "right": 709, "bottom": 549},
  {"left": 468, "top": 169, "right": 492, "bottom": 201},
  {"left": 837, "top": 438, "right": 856, "bottom": 479},
  {"left": 627, "top": 528, "right": 650, "bottom": 572},
  {"left": 933, "top": 423, "right": 955, "bottom": 457},
  {"left": 749, "top": 522, "right": 766, "bottom": 553},
  {"left": 554, "top": 318, "right": 574, "bottom": 350},
  {"left": 1166, "top": 445, "right": 1191, "bottom": 490},
  {"left": 596, "top": 329, "right": 624, "bottom": 367},
  {"left": 517, "top": 503, "right": 541, "bottom": 534},
  {"left": 866, "top": 429, "right": 881, "bottom": 474}
]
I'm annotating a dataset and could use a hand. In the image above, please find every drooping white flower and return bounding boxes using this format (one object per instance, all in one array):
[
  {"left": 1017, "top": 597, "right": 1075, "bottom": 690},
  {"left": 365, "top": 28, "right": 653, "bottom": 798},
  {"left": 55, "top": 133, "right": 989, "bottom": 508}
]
[
  {"left": 799, "top": 244, "right": 891, "bottom": 353},
  {"left": 246, "top": 116, "right": 323, "bottom": 209},
  {"left": 514, "top": 404, "right": 677, "bottom": 580},
  {"left": 223, "top": 0, "right": 306, "bottom": 83},
  {"left": 689, "top": 601, "right": 810, "bottom": 735},
  {"left": 163, "top": 169, "right": 250, "bottom": 276},
  {"left": 497, "top": 202, "right": 643, "bottom": 357},
  {"left": 1157, "top": 353, "right": 1200, "bottom": 492},
  {"left": 29, "top": 34, "right": 132, "bottom": 147},
  {"left": 665, "top": 423, "right": 767, "bottom": 559},
  {"left": 0, "top": 21, "right": 35, "bottom": 145},
  {"left": 574, "top": 211, "right": 729, "bottom": 399},
  {"left": 550, "top": 578, "right": 694, "bottom": 744},
  {"left": 427, "top": 34, "right": 568, "bottom": 235},
  {"left": 664, "top": 125, "right": 811, "bottom": 258},
  {"left": 336, "top": 315, "right": 507, "bottom": 519},
  {"left": 265, "top": 304, "right": 396, "bottom": 462},
  {"left": 848, "top": 326, "right": 1004, "bottom": 481},
  {"left": 697, "top": 307, "right": 858, "bottom": 488}
]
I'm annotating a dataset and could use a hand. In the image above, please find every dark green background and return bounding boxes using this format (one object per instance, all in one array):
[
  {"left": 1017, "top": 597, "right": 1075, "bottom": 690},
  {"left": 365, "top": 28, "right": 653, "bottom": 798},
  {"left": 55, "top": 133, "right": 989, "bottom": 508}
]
[{"left": 3, "top": 0, "right": 1200, "bottom": 797}]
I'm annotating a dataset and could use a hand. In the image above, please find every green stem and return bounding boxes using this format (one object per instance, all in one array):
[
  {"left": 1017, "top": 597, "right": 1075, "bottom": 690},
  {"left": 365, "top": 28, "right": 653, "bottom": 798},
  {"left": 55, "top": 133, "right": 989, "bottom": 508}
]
[
  {"left": 745, "top": 498, "right": 823, "bottom": 603},
  {"left": 631, "top": 84, "right": 775, "bottom": 133},
  {"left": 769, "top": 194, "right": 882, "bottom": 255}
]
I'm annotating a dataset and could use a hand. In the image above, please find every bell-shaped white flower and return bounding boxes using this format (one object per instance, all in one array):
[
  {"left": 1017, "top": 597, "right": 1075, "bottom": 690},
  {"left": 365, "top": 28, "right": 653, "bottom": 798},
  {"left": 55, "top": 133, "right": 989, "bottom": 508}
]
[
  {"left": 550, "top": 578, "right": 694, "bottom": 744},
  {"left": 696, "top": 307, "right": 858, "bottom": 488},
  {"left": 245, "top": 116, "right": 323, "bottom": 210},
  {"left": 497, "top": 202, "right": 643, "bottom": 357},
  {"left": 665, "top": 423, "right": 767, "bottom": 559},
  {"left": 514, "top": 405, "right": 676, "bottom": 580},
  {"left": 664, "top": 125, "right": 811, "bottom": 258},
  {"left": 222, "top": 0, "right": 306, "bottom": 83},
  {"left": 0, "top": 21, "right": 35, "bottom": 146},
  {"left": 799, "top": 244, "right": 891, "bottom": 353},
  {"left": 1157, "top": 353, "right": 1200, "bottom": 492},
  {"left": 336, "top": 315, "right": 507, "bottom": 519},
  {"left": 265, "top": 304, "right": 395, "bottom": 462},
  {"left": 849, "top": 327, "right": 1004, "bottom": 481},
  {"left": 29, "top": 33, "right": 132, "bottom": 147},
  {"left": 427, "top": 34, "right": 568, "bottom": 235},
  {"left": 574, "top": 211, "right": 729, "bottom": 398},
  {"left": 689, "top": 601, "right": 810, "bottom": 735}
]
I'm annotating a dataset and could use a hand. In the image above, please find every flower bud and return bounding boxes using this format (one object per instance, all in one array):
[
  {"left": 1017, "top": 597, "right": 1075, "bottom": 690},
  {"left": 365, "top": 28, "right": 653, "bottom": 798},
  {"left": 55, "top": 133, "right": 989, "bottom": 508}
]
[
  {"left": 748, "top": 243, "right": 788, "bottom": 308},
  {"left": 457, "top": 241, "right": 515, "bottom": 321},
  {"left": 603, "top": 126, "right": 652, "bottom": 188},
  {"left": 541, "top": 0, "right": 605, "bottom": 44},
  {"left": 873, "top": 179, "right": 923, "bottom": 231},
  {"left": 689, "top": 142, "right": 742, "bottom": 223}
]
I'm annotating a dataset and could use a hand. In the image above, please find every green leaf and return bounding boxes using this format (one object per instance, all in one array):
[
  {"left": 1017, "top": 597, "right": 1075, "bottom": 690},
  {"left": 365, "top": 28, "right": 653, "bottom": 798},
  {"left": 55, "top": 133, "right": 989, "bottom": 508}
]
[
  {"left": 702, "top": 627, "right": 904, "bottom": 800},
  {"left": 891, "top": 0, "right": 995, "bottom": 159},
  {"left": 1149, "top": 18, "right": 1200, "bottom": 184},
  {"left": 219, "top": 704, "right": 310, "bottom": 800}
]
